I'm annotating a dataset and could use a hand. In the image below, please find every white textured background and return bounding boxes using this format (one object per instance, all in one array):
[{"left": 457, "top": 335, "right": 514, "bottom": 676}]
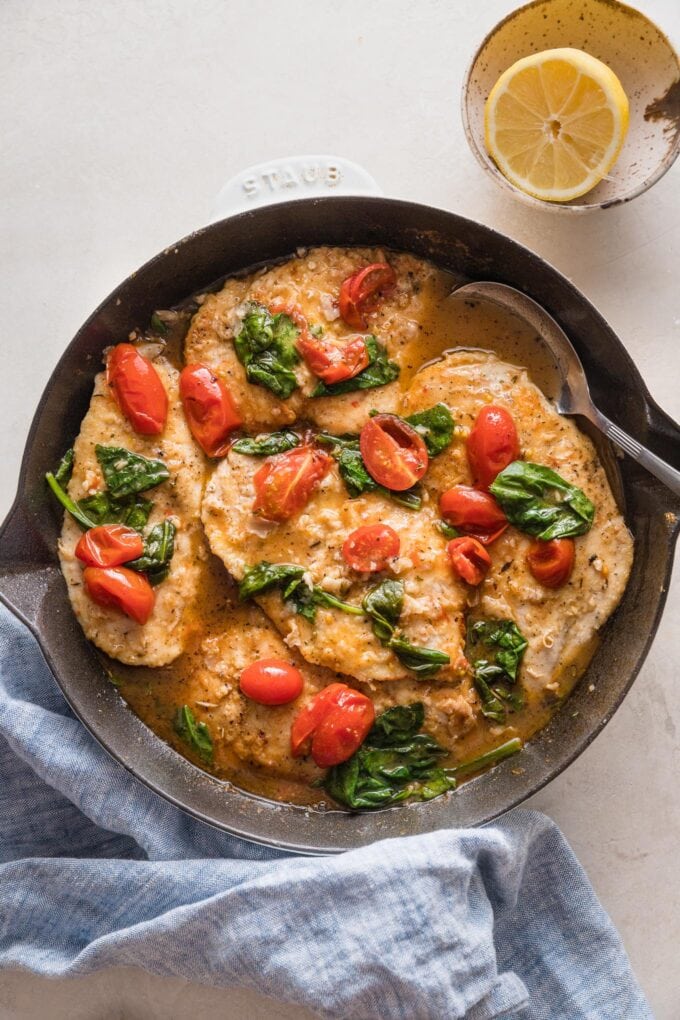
[{"left": 1, "top": 1, "right": 678, "bottom": 1016}]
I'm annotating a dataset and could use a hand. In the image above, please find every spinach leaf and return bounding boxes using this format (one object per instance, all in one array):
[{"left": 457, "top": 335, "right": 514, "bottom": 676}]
[
  {"left": 436, "top": 520, "right": 459, "bottom": 539},
  {"left": 234, "top": 302, "right": 300, "bottom": 399},
  {"left": 54, "top": 448, "right": 74, "bottom": 487},
  {"left": 238, "top": 561, "right": 305, "bottom": 601},
  {"left": 405, "top": 403, "right": 455, "bottom": 457},
  {"left": 317, "top": 433, "right": 421, "bottom": 509},
  {"left": 80, "top": 491, "right": 153, "bottom": 532},
  {"left": 324, "top": 702, "right": 455, "bottom": 809},
  {"left": 150, "top": 312, "right": 169, "bottom": 336},
  {"left": 127, "top": 520, "right": 176, "bottom": 585},
  {"left": 363, "top": 580, "right": 450, "bottom": 678},
  {"left": 231, "top": 430, "right": 300, "bottom": 457},
  {"left": 370, "top": 702, "right": 424, "bottom": 743},
  {"left": 362, "top": 579, "right": 404, "bottom": 643},
  {"left": 311, "top": 335, "right": 399, "bottom": 397},
  {"left": 285, "top": 580, "right": 363, "bottom": 622},
  {"left": 239, "top": 561, "right": 362, "bottom": 622},
  {"left": 45, "top": 471, "right": 97, "bottom": 531},
  {"left": 448, "top": 737, "right": 522, "bottom": 777},
  {"left": 388, "top": 485, "right": 422, "bottom": 510},
  {"left": 489, "top": 460, "right": 595, "bottom": 540},
  {"left": 388, "top": 637, "right": 451, "bottom": 678},
  {"left": 174, "top": 705, "right": 213, "bottom": 764},
  {"left": 467, "top": 618, "right": 528, "bottom": 723},
  {"left": 95, "top": 445, "right": 170, "bottom": 498},
  {"left": 468, "top": 619, "right": 528, "bottom": 682}
]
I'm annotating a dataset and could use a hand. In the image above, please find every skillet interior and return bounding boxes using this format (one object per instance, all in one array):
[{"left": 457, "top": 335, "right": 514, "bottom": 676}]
[{"left": 1, "top": 197, "right": 679, "bottom": 854}]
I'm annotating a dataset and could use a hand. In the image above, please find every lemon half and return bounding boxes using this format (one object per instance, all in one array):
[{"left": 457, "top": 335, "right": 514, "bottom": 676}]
[{"left": 484, "top": 48, "right": 630, "bottom": 203}]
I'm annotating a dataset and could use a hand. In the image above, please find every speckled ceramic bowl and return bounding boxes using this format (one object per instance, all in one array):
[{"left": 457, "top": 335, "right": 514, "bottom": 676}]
[{"left": 462, "top": 0, "right": 680, "bottom": 211}]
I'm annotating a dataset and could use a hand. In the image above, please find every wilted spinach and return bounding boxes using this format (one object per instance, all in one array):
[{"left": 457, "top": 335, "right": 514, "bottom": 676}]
[
  {"left": 316, "top": 433, "right": 421, "bottom": 510},
  {"left": 231, "top": 430, "right": 300, "bottom": 457},
  {"left": 363, "top": 579, "right": 450, "bottom": 679},
  {"left": 54, "top": 448, "right": 74, "bottom": 487},
  {"left": 325, "top": 703, "right": 523, "bottom": 810},
  {"left": 238, "top": 560, "right": 361, "bottom": 622},
  {"left": 174, "top": 705, "right": 213, "bottom": 764},
  {"left": 311, "top": 336, "right": 399, "bottom": 397},
  {"left": 234, "top": 302, "right": 300, "bottom": 399},
  {"left": 128, "top": 520, "right": 176, "bottom": 585},
  {"left": 95, "top": 445, "right": 169, "bottom": 498},
  {"left": 79, "top": 491, "right": 153, "bottom": 532},
  {"left": 489, "top": 460, "right": 595, "bottom": 540},
  {"left": 238, "top": 561, "right": 306, "bottom": 601},
  {"left": 46, "top": 450, "right": 154, "bottom": 533},
  {"left": 404, "top": 403, "right": 455, "bottom": 457},
  {"left": 324, "top": 703, "right": 454, "bottom": 809},
  {"left": 467, "top": 619, "right": 528, "bottom": 723}
]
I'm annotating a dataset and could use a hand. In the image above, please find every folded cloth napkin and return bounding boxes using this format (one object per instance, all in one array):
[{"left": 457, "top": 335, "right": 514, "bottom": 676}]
[{"left": 0, "top": 604, "right": 651, "bottom": 1020}]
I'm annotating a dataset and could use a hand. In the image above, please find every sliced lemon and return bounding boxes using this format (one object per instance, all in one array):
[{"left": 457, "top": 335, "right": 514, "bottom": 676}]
[{"left": 484, "top": 47, "right": 629, "bottom": 203}]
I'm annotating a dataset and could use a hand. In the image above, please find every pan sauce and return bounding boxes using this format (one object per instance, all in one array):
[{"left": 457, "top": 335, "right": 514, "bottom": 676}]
[{"left": 86, "top": 247, "right": 632, "bottom": 809}]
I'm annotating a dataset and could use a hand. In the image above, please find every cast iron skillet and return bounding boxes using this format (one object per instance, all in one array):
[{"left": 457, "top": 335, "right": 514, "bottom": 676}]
[{"left": 1, "top": 197, "right": 679, "bottom": 854}]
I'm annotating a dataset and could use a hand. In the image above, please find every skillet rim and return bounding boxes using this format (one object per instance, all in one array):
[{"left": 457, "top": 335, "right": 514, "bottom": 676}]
[{"left": 1, "top": 195, "right": 678, "bottom": 854}]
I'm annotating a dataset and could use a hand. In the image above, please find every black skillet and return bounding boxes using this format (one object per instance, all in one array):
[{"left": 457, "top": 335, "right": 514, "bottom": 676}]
[{"left": 1, "top": 196, "right": 678, "bottom": 854}]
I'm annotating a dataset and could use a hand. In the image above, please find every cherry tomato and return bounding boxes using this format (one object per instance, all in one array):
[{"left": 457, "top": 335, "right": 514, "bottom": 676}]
[
  {"left": 342, "top": 524, "right": 400, "bottom": 572},
  {"left": 290, "top": 683, "right": 375, "bottom": 767},
  {"left": 179, "top": 364, "right": 242, "bottom": 457},
  {"left": 360, "top": 414, "right": 429, "bottom": 491},
  {"left": 252, "top": 445, "right": 333, "bottom": 522},
  {"left": 297, "top": 333, "right": 369, "bottom": 385},
  {"left": 439, "top": 485, "right": 508, "bottom": 544},
  {"left": 239, "top": 658, "right": 304, "bottom": 706},
  {"left": 447, "top": 536, "right": 492, "bottom": 586},
  {"left": 338, "top": 263, "right": 396, "bottom": 330},
  {"left": 526, "top": 538, "right": 575, "bottom": 589},
  {"left": 107, "top": 343, "right": 168, "bottom": 435},
  {"left": 75, "top": 524, "right": 144, "bottom": 568},
  {"left": 83, "top": 566, "right": 155, "bottom": 624},
  {"left": 467, "top": 405, "right": 520, "bottom": 489}
]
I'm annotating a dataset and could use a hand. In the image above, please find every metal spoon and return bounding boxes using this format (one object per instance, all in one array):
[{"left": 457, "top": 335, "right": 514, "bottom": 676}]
[{"left": 449, "top": 280, "right": 680, "bottom": 498}]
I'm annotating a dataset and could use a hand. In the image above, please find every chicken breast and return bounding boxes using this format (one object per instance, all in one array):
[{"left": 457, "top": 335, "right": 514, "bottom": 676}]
[
  {"left": 183, "top": 246, "right": 451, "bottom": 435},
  {"left": 58, "top": 348, "right": 208, "bottom": 666},
  {"left": 401, "top": 350, "right": 634, "bottom": 697},
  {"left": 201, "top": 449, "right": 469, "bottom": 684}
]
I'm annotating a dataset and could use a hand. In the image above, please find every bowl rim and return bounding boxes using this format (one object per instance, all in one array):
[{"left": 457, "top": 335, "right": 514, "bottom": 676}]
[{"left": 460, "top": 0, "right": 680, "bottom": 212}]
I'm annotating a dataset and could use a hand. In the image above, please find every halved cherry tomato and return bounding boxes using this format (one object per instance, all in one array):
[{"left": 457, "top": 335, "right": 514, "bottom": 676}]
[
  {"left": 239, "top": 658, "right": 304, "bottom": 706},
  {"left": 107, "top": 343, "right": 168, "bottom": 435},
  {"left": 360, "top": 414, "right": 429, "bottom": 491},
  {"left": 83, "top": 566, "right": 155, "bottom": 624},
  {"left": 252, "top": 445, "right": 333, "bottom": 522},
  {"left": 291, "top": 683, "right": 375, "bottom": 767},
  {"left": 297, "top": 333, "right": 369, "bottom": 385},
  {"left": 179, "top": 364, "right": 242, "bottom": 458},
  {"left": 269, "top": 299, "right": 371, "bottom": 386},
  {"left": 447, "top": 536, "right": 492, "bottom": 586},
  {"left": 338, "top": 263, "right": 396, "bottom": 330},
  {"left": 342, "top": 524, "right": 400, "bottom": 572},
  {"left": 439, "top": 486, "right": 508, "bottom": 545},
  {"left": 75, "top": 524, "right": 144, "bottom": 568},
  {"left": 526, "top": 538, "right": 575, "bottom": 589},
  {"left": 467, "top": 405, "right": 520, "bottom": 489}
]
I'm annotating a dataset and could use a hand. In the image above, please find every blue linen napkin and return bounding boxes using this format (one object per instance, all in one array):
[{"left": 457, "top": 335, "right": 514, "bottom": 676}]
[{"left": 0, "top": 604, "right": 651, "bottom": 1019}]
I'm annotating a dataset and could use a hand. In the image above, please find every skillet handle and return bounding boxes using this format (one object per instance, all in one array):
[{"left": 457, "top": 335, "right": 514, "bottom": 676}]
[
  {"left": 0, "top": 499, "right": 55, "bottom": 633},
  {"left": 210, "top": 155, "right": 382, "bottom": 222}
]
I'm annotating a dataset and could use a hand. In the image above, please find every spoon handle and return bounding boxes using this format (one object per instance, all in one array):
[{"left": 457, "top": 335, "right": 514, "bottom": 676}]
[{"left": 592, "top": 410, "right": 680, "bottom": 498}]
